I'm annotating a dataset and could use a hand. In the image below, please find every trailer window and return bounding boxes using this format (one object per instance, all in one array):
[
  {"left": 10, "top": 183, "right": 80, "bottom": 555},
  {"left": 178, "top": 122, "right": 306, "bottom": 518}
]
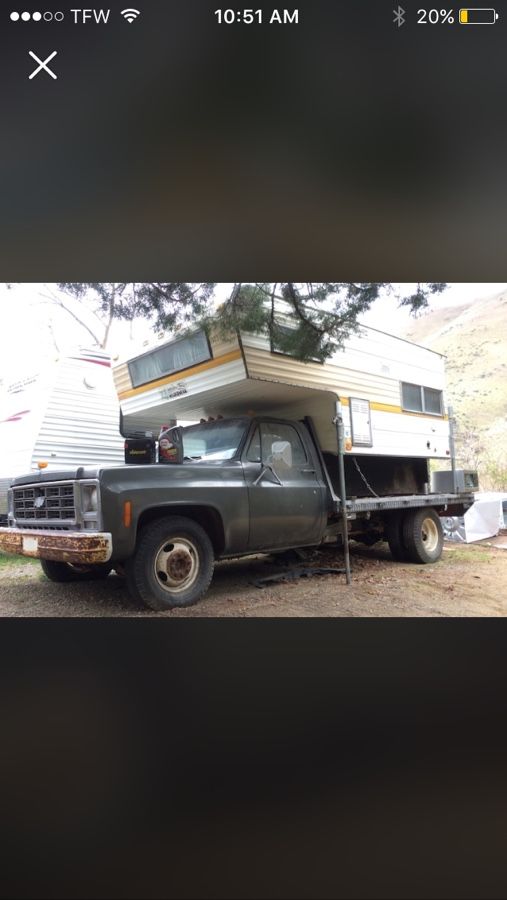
[
  {"left": 401, "top": 382, "right": 443, "bottom": 415},
  {"left": 270, "top": 324, "right": 323, "bottom": 363},
  {"left": 128, "top": 331, "right": 211, "bottom": 388},
  {"left": 423, "top": 387, "right": 443, "bottom": 415}
]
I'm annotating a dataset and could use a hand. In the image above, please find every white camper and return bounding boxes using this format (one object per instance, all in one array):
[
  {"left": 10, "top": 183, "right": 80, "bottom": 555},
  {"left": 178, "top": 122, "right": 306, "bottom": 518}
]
[
  {"left": 115, "top": 323, "right": 452, "bottom": 462},
  {"left": 0, "top": 349, "right": 124, "bottom": 521}
]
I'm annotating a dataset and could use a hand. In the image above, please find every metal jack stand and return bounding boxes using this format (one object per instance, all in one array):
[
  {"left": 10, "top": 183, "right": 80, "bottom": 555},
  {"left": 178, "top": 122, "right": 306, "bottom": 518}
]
[
  {"left": 448, "top": 404, "right": 458, "bottom": 495},
  {"left": 334, "top": 405, "right": 352, "bottom": 585}
]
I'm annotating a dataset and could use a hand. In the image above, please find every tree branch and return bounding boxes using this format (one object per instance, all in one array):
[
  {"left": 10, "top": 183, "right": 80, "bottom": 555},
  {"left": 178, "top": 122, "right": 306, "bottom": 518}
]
[{"left": 38, "top": 290, "right": 101, "bottom": 346}]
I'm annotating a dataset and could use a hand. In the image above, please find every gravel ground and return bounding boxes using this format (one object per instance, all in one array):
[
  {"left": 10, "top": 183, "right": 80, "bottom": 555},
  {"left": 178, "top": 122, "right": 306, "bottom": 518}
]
[{"left": 1, "top": 535, "right": 507, "bottom": 616}]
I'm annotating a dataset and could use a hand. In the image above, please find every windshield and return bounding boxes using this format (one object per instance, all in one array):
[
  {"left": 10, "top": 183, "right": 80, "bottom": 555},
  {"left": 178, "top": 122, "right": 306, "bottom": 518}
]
[{"left": 181, "top": 419, "right": 248, "bottom": 461}]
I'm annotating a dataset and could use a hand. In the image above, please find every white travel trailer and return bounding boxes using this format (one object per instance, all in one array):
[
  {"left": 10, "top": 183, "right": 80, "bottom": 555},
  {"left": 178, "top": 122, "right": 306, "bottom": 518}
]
[
  {"left": 0, "top": 349, "right": 124, "bottom": 522},
  {"left": 114, "top": 322, "right": 460, "bottom": 500}
]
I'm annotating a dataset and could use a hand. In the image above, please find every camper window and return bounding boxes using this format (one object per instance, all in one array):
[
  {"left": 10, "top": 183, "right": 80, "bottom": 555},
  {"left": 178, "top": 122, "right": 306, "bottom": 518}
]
[
  {"left": 270, "top": 323, "right": 323, "bottom": 363},
  {"left": 128, "top": 331, "right": 211, "bottom": 388},
  {"left": 423, "top": 387, "right": 443, "bottom": 415},
  {"left": 401, "top": 382, "right": 443, "bottom": 416}
]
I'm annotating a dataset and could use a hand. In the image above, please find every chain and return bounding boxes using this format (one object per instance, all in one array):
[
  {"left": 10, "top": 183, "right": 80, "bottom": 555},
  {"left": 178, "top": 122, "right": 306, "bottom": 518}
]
[{"left": 353, "top": 457, "right": 380, "bottom": 498}]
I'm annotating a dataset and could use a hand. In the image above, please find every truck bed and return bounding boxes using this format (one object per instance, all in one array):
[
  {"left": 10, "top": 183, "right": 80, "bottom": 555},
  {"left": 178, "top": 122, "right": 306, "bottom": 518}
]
[{"left": 344, "top": 492, "right": 475, "bottom": 517}]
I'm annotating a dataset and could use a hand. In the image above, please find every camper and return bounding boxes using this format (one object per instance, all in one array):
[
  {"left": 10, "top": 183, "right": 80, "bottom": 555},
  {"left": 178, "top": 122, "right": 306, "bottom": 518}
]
[
  {"left": 115, "top": 323, "right": 456, "bottom": 486},
  {"left": 0, "top": 349, "right": 124, "bottom": 523},
  {"left": 0, "top": 324, "right": 477, "bottom": 610}
]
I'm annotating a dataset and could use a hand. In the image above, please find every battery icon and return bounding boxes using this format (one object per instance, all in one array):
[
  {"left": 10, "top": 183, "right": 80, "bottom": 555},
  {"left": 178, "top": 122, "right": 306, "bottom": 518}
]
[{"left": 459, "top": 8, "right": 499, "bottom": 23}]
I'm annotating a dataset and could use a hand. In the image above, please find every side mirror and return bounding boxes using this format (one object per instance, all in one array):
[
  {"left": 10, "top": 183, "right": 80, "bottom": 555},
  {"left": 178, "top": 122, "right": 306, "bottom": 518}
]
[
  {"left": 270, "top": 440, "right": 293, "bottom": 469},
  {"left": 159, "top": 426, "right": 184, "bottom": 464}
]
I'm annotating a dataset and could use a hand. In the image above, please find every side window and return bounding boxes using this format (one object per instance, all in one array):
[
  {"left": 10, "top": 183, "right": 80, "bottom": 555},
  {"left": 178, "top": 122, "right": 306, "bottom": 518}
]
[
  {"left": 423, "top": 387, "right": 443, "bottom": 415},
  {"left": 401, "top": 382, "right": 443, "bottom": 416},
  {"left": 401, "top": 382, "right": 423, "bottom": 412},
  {"left": 260, "top": 423, "right": 307, "bottom": 467}
]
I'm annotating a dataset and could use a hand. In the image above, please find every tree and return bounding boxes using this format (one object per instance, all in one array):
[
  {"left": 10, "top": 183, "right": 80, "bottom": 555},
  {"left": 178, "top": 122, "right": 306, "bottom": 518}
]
[
  {"left": 482, "top": 457, "right": 507, "bottom": 491},
  {"left": 454, "top": 419, "right": 484, "bottom": 472},
  {"left": 7, "top": 282, "right": 120, "bottom": 350},
  {"left": 57, "top": 282, "right": 216, "bottom": 349},
  {"left": 55, "top": 282, "right": 447, "bottom": 361},
  {"left": 208, "top": 282, "right": 447, "bottom": 362}
]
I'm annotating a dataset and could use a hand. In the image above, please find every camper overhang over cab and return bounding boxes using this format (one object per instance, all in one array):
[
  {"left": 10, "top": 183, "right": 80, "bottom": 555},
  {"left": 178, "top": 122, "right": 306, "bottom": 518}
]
[{"left": 113, "top": 324, "right": 451, "bottom": 464}]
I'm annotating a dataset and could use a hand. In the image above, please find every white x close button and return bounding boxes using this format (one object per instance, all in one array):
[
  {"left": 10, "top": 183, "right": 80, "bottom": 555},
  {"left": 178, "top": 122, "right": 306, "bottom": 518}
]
[{"left": 28, "top": 51, "right": 58, "bottom": 80}]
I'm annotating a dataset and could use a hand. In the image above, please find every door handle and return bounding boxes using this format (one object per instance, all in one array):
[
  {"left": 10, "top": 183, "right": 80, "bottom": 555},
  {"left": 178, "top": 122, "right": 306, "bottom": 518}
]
[{"left": 300, "top": 468, "right": 316, "bottom": 474}]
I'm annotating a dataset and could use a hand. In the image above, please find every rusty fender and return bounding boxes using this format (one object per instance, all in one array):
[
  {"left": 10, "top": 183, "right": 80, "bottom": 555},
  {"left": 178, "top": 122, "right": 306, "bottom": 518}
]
[{"left": 0, "top": 529, "right": 113, "bottom": 564}]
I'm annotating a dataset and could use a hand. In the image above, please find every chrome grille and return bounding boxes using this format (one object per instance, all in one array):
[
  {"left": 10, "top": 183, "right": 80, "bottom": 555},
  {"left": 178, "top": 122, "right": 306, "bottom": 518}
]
[{"left": 13, "top": 483, "right": 76, "bottom": 522}]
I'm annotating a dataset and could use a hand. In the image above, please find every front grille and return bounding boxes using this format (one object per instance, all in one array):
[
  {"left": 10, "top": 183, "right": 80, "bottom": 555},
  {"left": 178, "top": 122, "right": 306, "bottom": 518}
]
[{"left": 13, "top": 483, "right": 76, "bottom": 522}]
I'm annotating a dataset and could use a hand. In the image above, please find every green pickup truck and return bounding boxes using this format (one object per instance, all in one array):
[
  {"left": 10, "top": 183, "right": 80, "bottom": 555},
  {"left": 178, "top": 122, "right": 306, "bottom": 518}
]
[{"left": 0, "top": 415, "right": 475, "bottom": 610}]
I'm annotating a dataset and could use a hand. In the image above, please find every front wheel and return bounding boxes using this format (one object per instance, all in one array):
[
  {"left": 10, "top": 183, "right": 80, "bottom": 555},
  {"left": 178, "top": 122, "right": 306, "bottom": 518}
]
[
  {"left": 125, "top": 516, "right": 215, "bottom": 611},
  {"left": 402, "top": 508, "right": 443, "bottom": 564}
]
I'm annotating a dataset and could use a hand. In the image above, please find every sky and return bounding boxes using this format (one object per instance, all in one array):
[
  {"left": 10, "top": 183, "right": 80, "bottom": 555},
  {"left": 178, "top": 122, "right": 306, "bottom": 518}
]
[{"left": 1, "top": 282, "right": 506, "bottom": 384}]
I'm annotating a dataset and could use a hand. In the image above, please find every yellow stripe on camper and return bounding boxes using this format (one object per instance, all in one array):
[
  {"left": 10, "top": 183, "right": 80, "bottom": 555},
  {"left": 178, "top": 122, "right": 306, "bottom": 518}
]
[
  {"left": 339, "top": 398, "right": 448, "bottom": 420},
  {"left": 118, "top": 350, "right": 243, "bottom": 400}
]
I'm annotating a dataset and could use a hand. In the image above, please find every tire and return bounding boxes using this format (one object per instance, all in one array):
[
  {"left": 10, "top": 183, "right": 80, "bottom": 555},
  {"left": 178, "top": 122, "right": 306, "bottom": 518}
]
[
  {"left": 384, "top": 513, "right": 410, "bottom": 561},
  {"left": 125, "top": 516, "right": 215, "bottom": 611},
  {"left": 40, "top": 559, "right": 113, "bottom": 582},
  {"left": 402, "top": 508, "right": 443, "bottom": 564}
]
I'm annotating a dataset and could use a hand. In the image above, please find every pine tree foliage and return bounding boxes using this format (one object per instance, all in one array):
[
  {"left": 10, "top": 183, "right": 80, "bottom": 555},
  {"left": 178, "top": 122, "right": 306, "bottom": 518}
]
[
  {"left": 212, "top": 282, "right": 447, "bottom": 362},
  {"left": 57, "top": 282, "right": 447, "bottom": 361}
]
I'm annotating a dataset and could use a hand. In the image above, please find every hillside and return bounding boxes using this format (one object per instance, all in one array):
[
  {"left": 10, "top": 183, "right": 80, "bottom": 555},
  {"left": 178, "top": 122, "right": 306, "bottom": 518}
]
[{"left": 400, "top": 289, "right": 507, "bottom": 487}]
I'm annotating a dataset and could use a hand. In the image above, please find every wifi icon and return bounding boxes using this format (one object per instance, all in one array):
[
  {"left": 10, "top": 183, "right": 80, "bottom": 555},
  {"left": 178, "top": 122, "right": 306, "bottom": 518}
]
[{"left": 121, "top": 8, "right": 141, "bottom": 23}]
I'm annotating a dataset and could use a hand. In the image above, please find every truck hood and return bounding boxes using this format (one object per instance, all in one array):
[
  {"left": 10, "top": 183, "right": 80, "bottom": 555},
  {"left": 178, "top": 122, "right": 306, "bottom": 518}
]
[
  {"left": 11, "top": 459, "right": 240, "bottom": 488},
  {"left": 12, "top": 467, "right": 101, "bottom": 486}
]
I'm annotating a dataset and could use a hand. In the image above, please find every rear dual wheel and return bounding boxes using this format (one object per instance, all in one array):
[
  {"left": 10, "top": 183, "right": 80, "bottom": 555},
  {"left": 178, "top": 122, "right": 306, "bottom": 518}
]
[
  {"left": 385, "top": 509, "right": 443, "bottom": 564},
  {"left": 385, "top": 513, "right": 410, "bottom": 561},
  {"left": 403, "top": 508, "right": 443, "bottom": 563}
]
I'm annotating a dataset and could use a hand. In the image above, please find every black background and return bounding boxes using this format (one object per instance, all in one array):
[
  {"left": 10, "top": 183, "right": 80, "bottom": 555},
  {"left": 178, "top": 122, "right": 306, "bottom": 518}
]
[{"left": 2, "top": 3, "right": 507, "bottom": 897}]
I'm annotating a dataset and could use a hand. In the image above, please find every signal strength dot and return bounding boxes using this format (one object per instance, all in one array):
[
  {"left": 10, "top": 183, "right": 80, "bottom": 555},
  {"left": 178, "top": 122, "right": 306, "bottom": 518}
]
[{"left": 120, "top": 7, "right": 141, "bottom": 22}]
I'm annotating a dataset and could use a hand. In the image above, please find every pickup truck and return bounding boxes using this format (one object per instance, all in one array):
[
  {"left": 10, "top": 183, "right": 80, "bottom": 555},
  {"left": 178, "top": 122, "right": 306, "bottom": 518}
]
[{"left": 0, "top": 415, "right": 475, "bottom": 610}]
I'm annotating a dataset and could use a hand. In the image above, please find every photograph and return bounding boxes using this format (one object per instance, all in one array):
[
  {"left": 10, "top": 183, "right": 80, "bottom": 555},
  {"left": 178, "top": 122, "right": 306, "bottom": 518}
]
[
  {"left": 1, "top": 281, "right": 505, "bottom": 617},
  {"left": 3, "top": 2, "right": 507, "bottom": 897}
]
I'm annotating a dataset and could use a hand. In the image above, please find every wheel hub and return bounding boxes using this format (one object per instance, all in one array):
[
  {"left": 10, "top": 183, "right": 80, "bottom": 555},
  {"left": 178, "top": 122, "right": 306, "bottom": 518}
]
[
  {"left": 422, "top": 518, "right": 439, "bottom": 553},
  {"left": 166, "top": 548, "right": 193, "bottom": 581},
  {"left": 154, "top": 537, "right": 199, "bottom": 594}
]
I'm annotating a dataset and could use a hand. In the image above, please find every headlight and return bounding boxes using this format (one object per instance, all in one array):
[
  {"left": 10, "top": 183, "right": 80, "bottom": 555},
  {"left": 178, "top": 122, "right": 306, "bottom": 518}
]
[{"left": 82, "top": 485, "right": 98, "bottom": 513}]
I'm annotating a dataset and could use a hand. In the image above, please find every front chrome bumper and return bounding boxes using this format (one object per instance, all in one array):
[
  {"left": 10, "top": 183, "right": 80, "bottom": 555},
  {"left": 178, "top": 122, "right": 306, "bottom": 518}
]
[{"left": 0, "top": 528, "right": 113, "bottom": 564}]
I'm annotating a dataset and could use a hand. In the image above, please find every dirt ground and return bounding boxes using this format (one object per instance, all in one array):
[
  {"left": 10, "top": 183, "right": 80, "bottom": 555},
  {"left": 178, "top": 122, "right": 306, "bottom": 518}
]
[{"left": 1, "top": 534, "right": 507, "bottom": 616}]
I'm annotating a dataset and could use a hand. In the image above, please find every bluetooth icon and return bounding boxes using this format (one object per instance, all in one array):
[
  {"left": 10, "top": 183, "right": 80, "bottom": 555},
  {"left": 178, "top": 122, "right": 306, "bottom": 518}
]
[{"left": 393, "top": 5, "right": 406, "bottom": 27}]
